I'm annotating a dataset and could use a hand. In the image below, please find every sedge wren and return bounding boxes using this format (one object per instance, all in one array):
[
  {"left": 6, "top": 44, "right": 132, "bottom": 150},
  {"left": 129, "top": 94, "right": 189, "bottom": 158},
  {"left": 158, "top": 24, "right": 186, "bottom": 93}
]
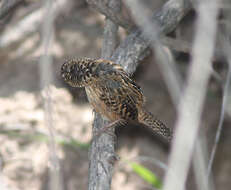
[{"left": 61, "top": 58, "right": 172, "bottom": 141}]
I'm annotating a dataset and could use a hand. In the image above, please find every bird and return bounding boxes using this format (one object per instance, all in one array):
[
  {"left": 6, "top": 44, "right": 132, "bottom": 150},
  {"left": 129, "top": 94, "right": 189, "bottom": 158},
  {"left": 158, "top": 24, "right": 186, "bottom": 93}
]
[{"left": 61, "top": 57, "right": 172, "bottom": 141}]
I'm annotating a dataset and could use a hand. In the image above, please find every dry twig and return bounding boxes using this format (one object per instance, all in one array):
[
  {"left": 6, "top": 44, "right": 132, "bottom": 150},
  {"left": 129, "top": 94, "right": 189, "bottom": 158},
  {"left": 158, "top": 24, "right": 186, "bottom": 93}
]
[
  {"left": 87, "top": 0, "right": 192, "bottom": 189},
  {"left": 0, "top": 0, "right": 66, "bottom": 48},
  {"left": 86, "top": 0, "right": 132, "bottom": 31},
  {"left": 163, "top": 1, "right": 219, "bottom": 190},
  {"left": 207, "top": 24, "right": 231, "bottom": 178},
  {"left": 39, "top": 0, "right": 66, "bottom": 190},
  {"left": 0, "top": 0, "right": 23, "bottom": 19},
  {"left": 111, "top": 0, "right": 192, "bottom": 74}
]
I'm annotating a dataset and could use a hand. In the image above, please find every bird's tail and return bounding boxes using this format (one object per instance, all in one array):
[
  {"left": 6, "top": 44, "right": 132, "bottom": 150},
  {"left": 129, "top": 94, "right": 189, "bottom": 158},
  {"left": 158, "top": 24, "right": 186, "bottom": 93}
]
[{"left": 138, "top": 108, "right": 172, "bottom": 142}]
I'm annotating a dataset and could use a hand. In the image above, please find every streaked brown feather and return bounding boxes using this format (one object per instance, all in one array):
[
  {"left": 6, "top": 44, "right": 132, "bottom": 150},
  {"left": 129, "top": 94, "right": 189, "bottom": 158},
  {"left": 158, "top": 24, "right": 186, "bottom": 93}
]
[{"left": 61, "top": 57, "right": 172, "bottom": 141}]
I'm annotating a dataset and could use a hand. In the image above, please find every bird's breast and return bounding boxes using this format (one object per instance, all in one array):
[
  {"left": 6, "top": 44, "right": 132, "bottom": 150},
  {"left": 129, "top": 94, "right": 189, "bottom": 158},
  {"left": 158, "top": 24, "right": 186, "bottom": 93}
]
[{"left": 85, "top": 86, "right": 120, "bottom": 121}]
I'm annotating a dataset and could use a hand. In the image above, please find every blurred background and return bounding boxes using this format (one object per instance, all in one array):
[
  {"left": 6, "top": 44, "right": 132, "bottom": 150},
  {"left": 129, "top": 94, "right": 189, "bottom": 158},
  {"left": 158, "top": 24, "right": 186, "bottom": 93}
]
[{"left": 0, "top": 0, "right": 230, "bottom": 190}]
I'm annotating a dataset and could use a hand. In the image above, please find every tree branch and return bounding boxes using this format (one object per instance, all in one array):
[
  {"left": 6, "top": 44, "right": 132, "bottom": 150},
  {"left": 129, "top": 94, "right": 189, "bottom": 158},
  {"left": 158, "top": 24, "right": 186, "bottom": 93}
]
[
  {"left": 0, "top": 0, "right": 67, "bottom": 48},
  {"left": 163, "top": 1, "right": 219, "bottom": 190},
  {"left": 0, "top": 0, "right": 23, "bottom": 19},
  {"left": 87, "top": 1, "right": 226, "bottom": 65},
  {"left": 112, "top": 0, "right": 191, "bottom": 73},
  {"left": 111, "top": 0, "right": 192, "bottom": 74},
  {"left": 86, "top": 0, "right": 192, "bottom": 55},
  {"left": 86, "top": 0, "right": 133, "bottom": 31},
  {"left": 87, "top": 0, "right": 192, "bottom": 189},
  {"left": 88, "top": 0, "right": 120, "bottom": 190}
]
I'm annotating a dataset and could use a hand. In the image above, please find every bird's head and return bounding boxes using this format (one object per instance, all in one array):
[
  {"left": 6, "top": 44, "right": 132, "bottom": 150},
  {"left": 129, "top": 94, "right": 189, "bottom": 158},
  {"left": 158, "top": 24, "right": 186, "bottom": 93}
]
[{"left": 61, "top": 58, "right": 93, "bottom": 87}]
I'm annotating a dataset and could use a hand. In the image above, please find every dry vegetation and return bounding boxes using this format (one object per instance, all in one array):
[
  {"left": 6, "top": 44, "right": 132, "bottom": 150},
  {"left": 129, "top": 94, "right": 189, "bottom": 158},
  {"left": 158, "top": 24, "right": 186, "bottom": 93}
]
[{"left": 0, "top": 0, "right": 231, "bottom": 190}]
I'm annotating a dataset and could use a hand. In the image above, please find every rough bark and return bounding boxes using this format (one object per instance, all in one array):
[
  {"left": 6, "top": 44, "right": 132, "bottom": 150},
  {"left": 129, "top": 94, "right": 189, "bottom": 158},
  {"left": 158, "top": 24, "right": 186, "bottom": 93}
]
[
  {"left": 112, "top": 0, "right": 192, "bottom": 74},
  {"left": 88, "top": 0, "right": 120, "bottom": 190},
  {"left": 87, "top": 0, "right": 192, "bottom": 190}
]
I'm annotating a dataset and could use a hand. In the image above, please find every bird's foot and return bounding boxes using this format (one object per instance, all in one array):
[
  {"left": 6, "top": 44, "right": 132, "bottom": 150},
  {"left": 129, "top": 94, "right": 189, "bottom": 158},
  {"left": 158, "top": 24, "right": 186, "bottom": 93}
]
[{"left": 92, "top": 119, "right": 127, "bottom": 141}]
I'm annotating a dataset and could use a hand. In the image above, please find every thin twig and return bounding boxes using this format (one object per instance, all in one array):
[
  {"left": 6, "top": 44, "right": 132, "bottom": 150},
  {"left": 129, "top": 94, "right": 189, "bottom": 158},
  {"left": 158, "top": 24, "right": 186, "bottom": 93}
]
[
  {"left": 207, "top": 68, "right": 231, "bottom": 177},
  {"left": 125, "top": 1, "right": 219, "bottom": 189},
  {"left": 163, "top": 1, "right": 219, "bottom": 190},
  {"left": 39, "top": 0, "right": 66, "bottom": 190},
  {"left": 193, "top": 138, "right": 214, "bottom": 190},
  {"left": 124, "top": 0, "right": 182, "bottom": 107},
  {"left": 207, "top": 30, "right": 231, "bottom": 177},
  {"left": 0, "top": 0, "right": 66, "bottom": 48},
  {"left": 88, "top": 1, "right": 223, "bottom": 94},
  {"left": 111, "top": 0, "right": 192, "bottom": 74},
  {"left": 87, "top": 1, "right": 191, "bottom": 189},
  {"left": 0, "top": 0, "right": 23, "bottom": 19},
  {"left": 87, "top": 1, "right": 227, "bottom": 65},
  {"left": 85, "top": 1, "right": 226, "bottom": 65},
  {"left": 86, "top": 0, "right": 133, "bottom": 31}
]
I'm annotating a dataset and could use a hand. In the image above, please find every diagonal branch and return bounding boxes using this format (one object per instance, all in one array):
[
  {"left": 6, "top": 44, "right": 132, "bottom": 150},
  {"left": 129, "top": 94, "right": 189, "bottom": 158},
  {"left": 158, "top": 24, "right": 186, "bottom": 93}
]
[
  {"left": 111, "top": 0, "right": 192, "bottom": 74},
  {"left": 0, "top": 0, "right": 23, "bottom": 19},
  {"left": 86, "top": 0, "right": 133, "bottom": 31},
  {"left": 87, "top": 0, "right": 192, "bottom": 189}
]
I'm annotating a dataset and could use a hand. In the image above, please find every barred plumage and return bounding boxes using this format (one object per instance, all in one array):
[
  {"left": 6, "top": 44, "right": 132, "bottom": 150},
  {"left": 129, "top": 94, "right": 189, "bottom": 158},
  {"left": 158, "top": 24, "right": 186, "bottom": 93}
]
[{"left": 61, "top": 58, "right": 172, "bottom": 141}]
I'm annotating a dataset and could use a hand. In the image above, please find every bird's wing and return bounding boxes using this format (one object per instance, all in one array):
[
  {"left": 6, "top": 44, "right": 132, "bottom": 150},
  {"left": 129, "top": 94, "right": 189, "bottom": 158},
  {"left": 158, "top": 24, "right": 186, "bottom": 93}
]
[{"left": 94, "top": 71, "right": 144, "bottom": 120}]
